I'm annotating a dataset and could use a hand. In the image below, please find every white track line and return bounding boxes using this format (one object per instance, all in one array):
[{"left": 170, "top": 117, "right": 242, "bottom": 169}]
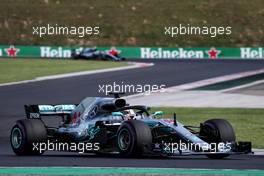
[
  {"left": 172, "top": 68, "right": 264, "bottom": 90},
  {"left": 0, "top": 62, "right": 154, "bottom": 87},
  {"left": 125, "top": 68, "right": 264, "bottom": 108},
  {"left": 220, "top": 79, "right": 264, "bottom": 92},
  {"left": 253, "top": 149, "right": 264, "bottom": 155},
  {"left": 125, "top": 68, "right": 264, "bottom": 98}
]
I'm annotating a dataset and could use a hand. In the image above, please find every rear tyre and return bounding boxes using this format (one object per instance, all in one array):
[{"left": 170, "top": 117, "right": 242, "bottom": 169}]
[
  {"left": 200, "top": 119, "right": 235, "bottom": 159},
  {"left": 10, "top": 119, "right": 47, "bottom": 155},
  {"left": 117, "top": 120, "right": 152, "bottom": 157}
]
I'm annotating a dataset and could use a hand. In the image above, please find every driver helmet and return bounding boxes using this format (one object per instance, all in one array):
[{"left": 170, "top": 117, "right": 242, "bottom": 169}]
[{"left": 123, "top": 109, "right": 136, "bottom": 119}]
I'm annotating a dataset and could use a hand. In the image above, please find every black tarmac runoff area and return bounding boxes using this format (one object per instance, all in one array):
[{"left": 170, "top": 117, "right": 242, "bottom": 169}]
[{"left": 1, "top": 59, "right": 264, "bottom": 169}]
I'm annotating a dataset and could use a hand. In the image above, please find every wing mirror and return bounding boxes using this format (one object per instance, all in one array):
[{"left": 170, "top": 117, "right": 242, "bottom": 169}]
[{"left": 111, "top": 112, "right": 123, "bottom": 116}]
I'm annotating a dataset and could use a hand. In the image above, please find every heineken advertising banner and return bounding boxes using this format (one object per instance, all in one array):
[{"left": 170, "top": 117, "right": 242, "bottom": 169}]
[{"left": 0, "top": 45, "right": 264, "bottom": 59}]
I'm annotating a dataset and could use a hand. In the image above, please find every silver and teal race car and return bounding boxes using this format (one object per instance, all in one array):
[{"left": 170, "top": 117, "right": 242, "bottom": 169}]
[
  {"left": 10, "top": 93, "right": 252, "bottom": 158},
  {"left": 71, "top": 48, "right": 125, "bottom": 61}
]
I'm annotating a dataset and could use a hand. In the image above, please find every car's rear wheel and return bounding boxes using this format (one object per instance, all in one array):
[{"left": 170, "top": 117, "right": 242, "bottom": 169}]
[
  {"left": 117, "top": 120, "right": 152, "bottom": 157},
  {"left": 10, "top": 119, "right": 47, "bottom": 155},
  {"left": 200, "top": 119, "right": 236, "bottom": 159}
]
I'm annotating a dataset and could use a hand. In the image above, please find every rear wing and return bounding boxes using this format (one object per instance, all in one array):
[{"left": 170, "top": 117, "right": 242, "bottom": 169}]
[{"left": 24, "top": 104, "right": 77, "bottom": 119}]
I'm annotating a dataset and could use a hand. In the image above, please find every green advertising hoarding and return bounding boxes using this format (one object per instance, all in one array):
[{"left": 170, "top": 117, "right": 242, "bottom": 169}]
[{"left": 0, "top": 45, "right": 264, "bottom": 59}]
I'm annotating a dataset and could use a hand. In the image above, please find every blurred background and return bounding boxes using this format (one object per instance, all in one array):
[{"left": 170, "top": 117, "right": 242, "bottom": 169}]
[{"left": 1, "top": 0, "right": 264, "bottom": 47}]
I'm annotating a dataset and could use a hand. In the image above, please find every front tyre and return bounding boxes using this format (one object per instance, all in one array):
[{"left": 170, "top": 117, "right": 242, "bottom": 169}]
[
  {"left": 117, "top": 120, "right": 152, "bottom": 157},
  {"left": 200, "top": 119, "right": 236, "bottom": 159},
  {"left": 10, "top": 119, "right": 47, "bottom": 155}
]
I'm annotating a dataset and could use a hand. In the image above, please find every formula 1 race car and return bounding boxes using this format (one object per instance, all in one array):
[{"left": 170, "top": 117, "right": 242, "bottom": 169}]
[
  {"left": 71, "top": 47, "right": 125, "bottom": 61},
  {"left": 10, "top": 93, "right": 252, "bottom": 158}
]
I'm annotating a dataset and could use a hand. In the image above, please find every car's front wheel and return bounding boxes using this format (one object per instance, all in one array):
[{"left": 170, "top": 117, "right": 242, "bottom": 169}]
[
  {"left": 200, "top": 119, "right": 236, "bottom": 159},
  {"left": 117, "top": 120, "right": 152, "bottom": 157},
  {"left": 10, "top": 119, "right": 47, "bottom": 155}
]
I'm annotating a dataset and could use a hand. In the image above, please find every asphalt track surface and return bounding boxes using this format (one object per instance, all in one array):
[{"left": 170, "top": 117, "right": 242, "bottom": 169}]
[{"left": 1, "top": 59, "right": 264, "bottom": 169}]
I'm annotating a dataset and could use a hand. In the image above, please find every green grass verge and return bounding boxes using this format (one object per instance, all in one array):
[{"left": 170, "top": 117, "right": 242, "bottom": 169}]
[
  {"left": 1, "top": 0, "right": 264, "bottom": 47},
  {"left": 151, "top": 107, "right": 264, "bottom": 148},
  {"left": 0, "top": 58, "right": 127, "bottom": 83}
]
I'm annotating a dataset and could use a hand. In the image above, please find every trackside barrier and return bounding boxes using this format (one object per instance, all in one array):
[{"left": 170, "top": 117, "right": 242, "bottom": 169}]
[{"left": 0, "top": 45, "right": 264, "bottom": 59}]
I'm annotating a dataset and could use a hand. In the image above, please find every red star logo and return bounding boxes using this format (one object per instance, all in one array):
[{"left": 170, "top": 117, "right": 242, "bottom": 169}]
[
  {"left": 107, "top": 47, "right": 121, "bottom": 56},
  {"left": 207, "top": 47, "right": 221, "bottom": 59},
  {"left": 5, "top": 45, "right": 20, "bottom": 57}
]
